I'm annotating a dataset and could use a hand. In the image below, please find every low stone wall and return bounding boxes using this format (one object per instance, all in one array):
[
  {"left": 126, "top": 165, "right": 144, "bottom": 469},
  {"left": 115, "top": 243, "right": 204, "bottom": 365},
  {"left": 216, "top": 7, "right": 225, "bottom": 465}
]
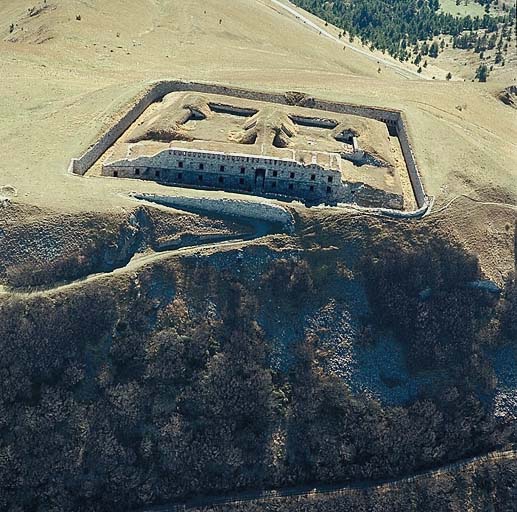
[
  {"left": 133, "top": 192, "right": 296, "bottom": 233},
  {"left": 69, "top": 82, "right": 172, "bottom": 175},
  {"left": 69, "top": 80, "right": 430, "bottom": 213}
]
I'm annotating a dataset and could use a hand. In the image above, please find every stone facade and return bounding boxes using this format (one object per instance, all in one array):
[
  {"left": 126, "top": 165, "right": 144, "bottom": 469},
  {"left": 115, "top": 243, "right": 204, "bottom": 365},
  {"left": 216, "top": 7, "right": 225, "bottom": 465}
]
[
  {"left": 133, "top": 193, "right": 296, "bottom": 232},
  {"left": 104, "top": 147, "right": 343, "bottom": 204}
]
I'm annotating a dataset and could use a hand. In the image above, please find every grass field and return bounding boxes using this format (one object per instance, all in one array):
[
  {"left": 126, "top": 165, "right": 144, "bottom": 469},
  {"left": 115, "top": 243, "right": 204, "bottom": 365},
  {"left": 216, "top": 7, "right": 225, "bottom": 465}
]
[
  {"left": 439, "top": 0, "right": 487, "bottom": 17},
  {"left": 0, "top": 0, "right": 515, "bottom": 274}
]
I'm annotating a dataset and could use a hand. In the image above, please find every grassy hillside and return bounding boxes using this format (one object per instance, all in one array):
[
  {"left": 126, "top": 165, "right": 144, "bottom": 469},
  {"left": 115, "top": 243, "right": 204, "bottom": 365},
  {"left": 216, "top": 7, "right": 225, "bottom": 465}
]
[{"left": 0, "top": 0, "right": 515, "bottom": 217}]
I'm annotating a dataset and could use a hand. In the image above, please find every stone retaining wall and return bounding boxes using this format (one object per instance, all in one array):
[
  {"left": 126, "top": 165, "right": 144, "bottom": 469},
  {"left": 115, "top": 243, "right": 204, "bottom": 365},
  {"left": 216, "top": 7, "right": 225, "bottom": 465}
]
[
  {"left": 133, "top": 193, "right": 295, "bottom": 233},
  {"left": 69, "top": 80, "right": 429, "bottom": 214},
  {"left": 396, "top": 114, "right": 427, "bottom": 208}
]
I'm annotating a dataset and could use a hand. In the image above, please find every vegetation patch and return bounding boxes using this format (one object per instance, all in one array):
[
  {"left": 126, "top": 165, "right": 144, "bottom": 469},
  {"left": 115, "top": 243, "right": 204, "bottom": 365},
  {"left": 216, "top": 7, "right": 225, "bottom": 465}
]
[
  {"left": 292, "top": 0, "right": 515, "bottom": 77},
  {"left": 0, "top": 215, "right": 515, "bottom": 511}
]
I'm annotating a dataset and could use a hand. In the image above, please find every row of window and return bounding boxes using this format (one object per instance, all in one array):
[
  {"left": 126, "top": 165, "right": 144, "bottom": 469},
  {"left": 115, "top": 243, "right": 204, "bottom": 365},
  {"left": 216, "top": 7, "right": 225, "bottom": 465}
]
[
  {"left": 173, "top": 162, "right": 335, "bottom": 182},
  {"left": 168, "top": 151, "right": 316, "bottom": 167},
  {"left": 111, "top": 169, "right": 332, "bottom": 194}
]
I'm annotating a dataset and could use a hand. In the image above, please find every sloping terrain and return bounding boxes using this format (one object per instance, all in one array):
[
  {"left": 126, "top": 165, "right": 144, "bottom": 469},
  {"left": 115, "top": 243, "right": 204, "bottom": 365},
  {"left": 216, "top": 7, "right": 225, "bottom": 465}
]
[
  {"left": 1, "top": 208, "right": 516, "bottom": 512},
  {"left": 0, "top": 1, "right": 516, "bottom": 511}
]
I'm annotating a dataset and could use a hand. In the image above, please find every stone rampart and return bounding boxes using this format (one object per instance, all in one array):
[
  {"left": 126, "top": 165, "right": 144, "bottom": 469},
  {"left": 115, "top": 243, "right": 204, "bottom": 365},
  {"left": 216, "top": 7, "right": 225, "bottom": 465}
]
[
  {"left": 69, "top": 80, "right": 429, "bottom": 213},
  {"left": 396, "top": 114, "right": 427, "bottom": 208},
  {"left": 69, "top": 82, "right": 172, "bottom": 175}
]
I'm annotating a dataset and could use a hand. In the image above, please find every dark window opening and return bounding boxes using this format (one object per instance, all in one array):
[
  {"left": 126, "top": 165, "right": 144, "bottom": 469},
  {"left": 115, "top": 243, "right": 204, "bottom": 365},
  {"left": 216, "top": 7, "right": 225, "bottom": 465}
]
[
  {"left": 178, "top": 161, "right": 184, "bottom": 168},
  {"left": 328, "top": 176, "right": 333, "bottom": 183},
  {"left": 310, "top": 174, "right": 316, "bottom": 181},
  {"left": 240, "top": 167, "right": 245, "bottom": 174},
  {"left": 155, "top": 170, "right": 161, "bottom": 178},
  {"left": 290, "top": 172, "right": 295, "bottom": 178},
  {"left": 218, "top": 176, "right": 224, "bottom": 183},
  {"left": 220, "top": 165, "right": 225, "bottom": 172},
  {"left": 113, "top": 170, "right": 118, "bottom": 177},
  {"left": 199, "top": 163, "right": 204, "bottom": 170},
  {"left": 327, "top": 186, "right": 331, "bottom": 193},
  {"left": 288, "top": 183, "right": 294, "bottom": 190},
  {"left": 177, "top": 173, "right": 183, "bottom": 180},
  {"left": 239, "top": 178, "right": 245, "bottom": 185},
  {"left": 198, "top": 175, "right": 203, "bottom": 181},
  {"left": 272, "top": 170, "right": 278, "bottom": 177},
  {"left": 135, "top": 168, "right": 140, "bottom": 175},
  {"left": 310, "top": 185, "right": 314, "bottom": 192},
  {"left": 271, "top": 181, "right": 277, "bottom": 188}
]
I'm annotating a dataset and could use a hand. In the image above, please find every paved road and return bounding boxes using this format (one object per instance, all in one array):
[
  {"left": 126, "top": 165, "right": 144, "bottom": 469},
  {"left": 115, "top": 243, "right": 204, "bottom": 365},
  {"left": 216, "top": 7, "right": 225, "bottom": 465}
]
[
  {"left": 140, "top": 447, "right": 517, "bottom": 511},
  {"left": 265, "top": 0, "right": 430, "bottom": 81}
]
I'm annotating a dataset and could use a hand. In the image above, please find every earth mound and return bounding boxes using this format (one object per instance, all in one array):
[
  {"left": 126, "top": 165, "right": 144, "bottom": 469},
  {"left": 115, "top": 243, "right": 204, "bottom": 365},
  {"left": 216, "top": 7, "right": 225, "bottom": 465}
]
[
  {"left": 128, "top": 94, "right": 212, "bottom": 143},
  {"left": 236, "top": 107, "right": 298, "bottom": 147}
]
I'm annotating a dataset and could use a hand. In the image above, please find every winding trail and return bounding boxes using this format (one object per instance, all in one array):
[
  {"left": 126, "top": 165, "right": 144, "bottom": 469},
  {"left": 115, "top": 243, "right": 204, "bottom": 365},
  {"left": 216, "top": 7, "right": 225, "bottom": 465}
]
[
  {"left": 0, "top": 224, "right": 274, "bottom": 298},
  {"left": 2, "top": 193, "right": 512, "bottom": 297},
  {"left": 264, "top": 0, "right": 429, "bottom": 81},
  {"left": 140, "top": 447, "right": 516, "bottom": 511},
  {"left": 430, "top": 193, "right": 517, "bottom": 216}
]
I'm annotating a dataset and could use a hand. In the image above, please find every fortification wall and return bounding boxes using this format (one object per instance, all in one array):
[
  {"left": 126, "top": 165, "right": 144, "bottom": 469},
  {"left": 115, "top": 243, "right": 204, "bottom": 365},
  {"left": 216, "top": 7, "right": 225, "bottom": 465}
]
[
  {"left": 133, "top": 193, "right": 295, "bottom": 232},
  {"left": 69, "top": 82, "right": 172, "bottom": 175},
  {"left": 396, "top": 115, "right": 427, "bottom": 208},
  {"left": 69, "top": 80, "right": 429, "bottom": 214}
]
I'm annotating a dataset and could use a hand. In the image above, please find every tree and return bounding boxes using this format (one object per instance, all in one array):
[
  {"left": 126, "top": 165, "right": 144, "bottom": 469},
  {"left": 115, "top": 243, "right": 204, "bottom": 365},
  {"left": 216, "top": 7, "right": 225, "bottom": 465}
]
[
  {"left": 429, "top": 41, "right": 439, "bottom": 57},
  {"left": 475, "top": 64, "right": 489, "bottom": 82},
  {"left": 446, "top": 72, "right": 452, "bottom": 80}
]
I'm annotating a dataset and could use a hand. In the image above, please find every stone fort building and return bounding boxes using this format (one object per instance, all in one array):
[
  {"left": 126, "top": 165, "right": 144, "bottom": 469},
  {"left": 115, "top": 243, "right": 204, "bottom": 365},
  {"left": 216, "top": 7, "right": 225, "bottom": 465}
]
[{"left": 98, "top": 91, "right": 414, "bottom": 210}]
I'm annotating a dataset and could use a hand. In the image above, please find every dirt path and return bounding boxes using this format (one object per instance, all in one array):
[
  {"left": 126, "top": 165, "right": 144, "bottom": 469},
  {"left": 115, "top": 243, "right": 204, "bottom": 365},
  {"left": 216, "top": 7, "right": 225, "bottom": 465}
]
[
  {"left": 264, "top": 0, "right": 430, "bottom": 81},
  {"left": 140, "top": 447, "right": 517, "bottom": 511},
  {"left": 430, "top": 193, "right": 517, "bottom": 216},
  {"left": 0, "top": 231, "right": 265, "bottom": 298}
]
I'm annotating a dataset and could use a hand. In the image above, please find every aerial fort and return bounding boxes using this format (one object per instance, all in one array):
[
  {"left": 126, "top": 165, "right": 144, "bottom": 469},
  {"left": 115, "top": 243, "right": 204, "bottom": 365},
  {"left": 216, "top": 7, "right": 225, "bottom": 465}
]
[{"left": 78, "top": 83, "right": 427, "bottom": 213}]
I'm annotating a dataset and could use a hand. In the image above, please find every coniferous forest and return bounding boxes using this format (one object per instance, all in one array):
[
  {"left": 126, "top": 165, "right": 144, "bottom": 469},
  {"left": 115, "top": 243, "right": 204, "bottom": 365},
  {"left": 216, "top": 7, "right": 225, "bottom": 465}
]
[{"left": 292, "top": 0, "right": 515, "bottom": 61}]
